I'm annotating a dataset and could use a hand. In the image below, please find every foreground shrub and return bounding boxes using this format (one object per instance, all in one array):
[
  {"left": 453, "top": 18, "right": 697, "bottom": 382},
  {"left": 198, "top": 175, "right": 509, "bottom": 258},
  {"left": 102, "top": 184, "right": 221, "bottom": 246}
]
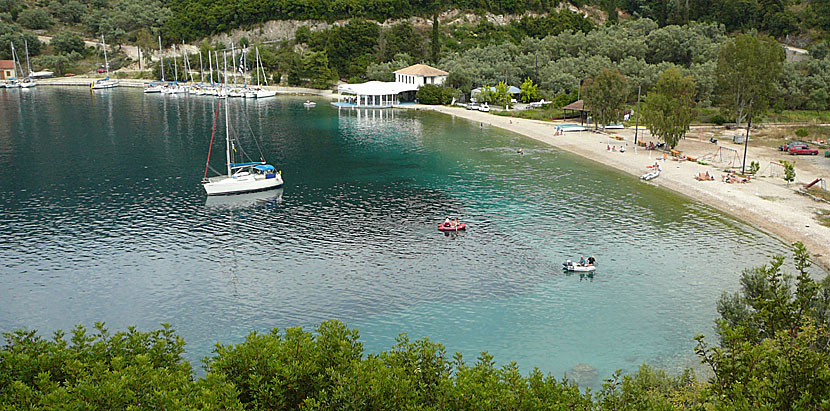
[{"left": 3, "top": 243, "right": 827, "bottom": 409}]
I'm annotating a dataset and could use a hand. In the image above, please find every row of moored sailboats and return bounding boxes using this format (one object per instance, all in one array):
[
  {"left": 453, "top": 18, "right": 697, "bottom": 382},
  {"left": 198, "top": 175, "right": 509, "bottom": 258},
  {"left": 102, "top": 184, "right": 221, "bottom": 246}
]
[
  {"left": 144, "top": 37, "right": 276, "bottom": 99},
  {"left": 1, "top": 40, "right": 36, "bottom": 89}
]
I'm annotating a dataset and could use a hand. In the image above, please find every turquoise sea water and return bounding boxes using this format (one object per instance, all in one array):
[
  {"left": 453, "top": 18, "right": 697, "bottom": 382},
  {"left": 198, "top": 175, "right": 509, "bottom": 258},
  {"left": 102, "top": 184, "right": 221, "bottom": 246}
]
[{"left": 0, "top": 87, "right": 800, "bottom": 386}]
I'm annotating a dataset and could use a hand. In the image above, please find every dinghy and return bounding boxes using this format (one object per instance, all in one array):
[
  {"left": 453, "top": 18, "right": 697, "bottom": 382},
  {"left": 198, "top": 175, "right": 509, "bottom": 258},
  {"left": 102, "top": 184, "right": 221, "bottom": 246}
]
[
  {"left": 641, "top": 168, "right": 660, "bottom": 181},
  {"left": 438, "top": 223, "right": 466, "bottom": 232},
  {"left": 562, "top": 261, "right": 596, "bottom": 272}
]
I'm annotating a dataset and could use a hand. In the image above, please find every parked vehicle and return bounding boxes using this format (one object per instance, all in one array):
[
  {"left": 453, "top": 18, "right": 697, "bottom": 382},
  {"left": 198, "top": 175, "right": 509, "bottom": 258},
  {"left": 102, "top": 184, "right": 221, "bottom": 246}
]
[
  {"left": 788, "top": 144, "right": 819, "bottom": 155},
  {"left": 96, "top": 68, "right": 106, "bottom": 73},
  {"left": 779, "top": 141, "right": 807, "bottom": 151}
]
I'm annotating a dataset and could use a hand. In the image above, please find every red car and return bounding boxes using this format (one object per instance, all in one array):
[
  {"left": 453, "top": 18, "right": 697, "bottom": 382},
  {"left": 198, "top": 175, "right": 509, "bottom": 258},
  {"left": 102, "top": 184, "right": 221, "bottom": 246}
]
[
  {"left": 96, "top": 68, "right": 106, "bottom": 73},
  {"left": 788, "top": 144, "right": 819, "bottom": 155}
]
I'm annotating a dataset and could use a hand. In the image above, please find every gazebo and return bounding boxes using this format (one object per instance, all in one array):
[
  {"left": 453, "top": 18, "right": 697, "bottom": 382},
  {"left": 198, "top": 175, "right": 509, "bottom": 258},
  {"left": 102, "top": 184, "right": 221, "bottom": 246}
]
[{"left": 561, "top": 100, "right": 590, "bottom": 125}]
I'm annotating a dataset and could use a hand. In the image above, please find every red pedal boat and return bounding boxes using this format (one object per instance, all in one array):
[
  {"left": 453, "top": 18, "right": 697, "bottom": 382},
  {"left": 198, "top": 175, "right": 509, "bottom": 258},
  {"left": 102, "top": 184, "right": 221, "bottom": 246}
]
[{"left": 438, "top": 223, "right": 466, "bottom": 232}]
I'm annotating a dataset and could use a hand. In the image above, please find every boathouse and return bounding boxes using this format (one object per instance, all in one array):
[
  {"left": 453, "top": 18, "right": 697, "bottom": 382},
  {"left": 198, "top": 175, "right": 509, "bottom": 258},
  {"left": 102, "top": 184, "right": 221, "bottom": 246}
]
[
  {"left": 335, "top": 81, "right": 419, "bottom": 108},
  {"left": 334, "top": 64, "right": 449, "bottom": 109}
]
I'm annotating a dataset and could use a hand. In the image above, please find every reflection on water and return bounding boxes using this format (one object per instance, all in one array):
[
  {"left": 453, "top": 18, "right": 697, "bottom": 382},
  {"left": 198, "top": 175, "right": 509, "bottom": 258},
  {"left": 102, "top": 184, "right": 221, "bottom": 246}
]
[
  {"left": 204, "top": 188, "right": 284, "bottom": 210},
  {"left": 0, "top": 88, "right": 810, "bottom": 387}
]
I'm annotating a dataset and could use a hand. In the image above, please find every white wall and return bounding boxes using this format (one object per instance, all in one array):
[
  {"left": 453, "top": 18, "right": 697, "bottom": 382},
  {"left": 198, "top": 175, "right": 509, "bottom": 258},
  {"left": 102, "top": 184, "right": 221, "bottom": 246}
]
[{"left": 395, "top": 73, "right": 447, "bottom": 86}]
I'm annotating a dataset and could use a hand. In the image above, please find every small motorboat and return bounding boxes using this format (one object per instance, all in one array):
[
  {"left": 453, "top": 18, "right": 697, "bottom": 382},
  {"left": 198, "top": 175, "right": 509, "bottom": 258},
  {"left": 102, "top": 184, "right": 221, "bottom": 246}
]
[
  {"left": 303, "top": 100, "right": 316, "bottom": 107},
  {"left": 477, "top": 103, "right": 490, "bottom": 112},
  {"left": 562, "top": 260, "right": 596, "bottom": 272},
  {"left": 438, "top": 223, "right": 466, "bottom": 232}
]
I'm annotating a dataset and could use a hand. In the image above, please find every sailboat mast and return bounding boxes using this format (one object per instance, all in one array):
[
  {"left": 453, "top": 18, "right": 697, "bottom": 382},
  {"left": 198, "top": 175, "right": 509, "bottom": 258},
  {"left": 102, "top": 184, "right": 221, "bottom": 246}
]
[
  {"left": 255, "top": 47, "right": 260, "bottom": 86},
  {"left": 24, "top": 39, "right": 31, "bottom": 77},
  {"left": 223, "top": 51, "right": 231, "bottom": 178},
  {"left": 207, "top": 52, "right": 212, "bottom": 84},
  {"left": 231, "top": 43, "right": 236, "bottom": 84},
  {"left": 259, "top": 48, "right": 268, "bottom": 86},
  {"left": 9, "top": 43, "right": 17, "bottom": 80},
  {"left": 214, "top": 51, "right": 219, "bottom": 84},
  {"left": 158, "top": 36, "right": 164, "bottom": 82},
  {"left": 172, "top": 45, "right": 178, "bottom": 82},
  {"left": 101, "top": 35, "right": 109, "bottom": 76},
  {"left": 199, "top": 51, "right": 204, "bottom": 83},
  {"left": 181, "top": 42, "right": 186, "bottom": 82}
]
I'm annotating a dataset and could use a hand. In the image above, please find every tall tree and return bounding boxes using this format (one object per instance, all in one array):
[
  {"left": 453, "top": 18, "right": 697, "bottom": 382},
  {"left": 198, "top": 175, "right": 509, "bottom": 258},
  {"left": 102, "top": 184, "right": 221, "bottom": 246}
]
[
  {"left": 641, "top": 67, "right": 697, "bottom": 149},
  {"left": 430, "top": 13, "right": 440, "bottom": 63},
  {"left": 519, "top": 77, "right": 538, "bottom": 103},
  {"left": 582, "top": 68, "right": 628, "bottom": 130},
  {"left": 716, "top": 33, "right": 784, "bottom": 127}
]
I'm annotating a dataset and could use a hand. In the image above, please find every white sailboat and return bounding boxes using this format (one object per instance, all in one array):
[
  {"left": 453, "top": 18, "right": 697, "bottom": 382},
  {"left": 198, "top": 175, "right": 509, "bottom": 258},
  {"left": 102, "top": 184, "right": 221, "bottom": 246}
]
[
  {"left": 18, "top": 40, "right": 36, "bottom": 88},
  {"left": 144, "top": 36, "right": 165, "bottom": 93},
  {"left": 250, "top": 47, "right": 276, "bottom": 98},
  {"left": 202, "top": 52, "right": 283, "bottom": 196},
  {"left": 163, "top": 45, "right": 185, "bottom": 94},
  {"left": 144, "top": 36, "right": 164, "bottom": 93},
  {"left": 5, "top": 42, "right": 21, "bottom": 88},
  {"left": 92, "top": 35, "right": 118, "bottom": 89}
]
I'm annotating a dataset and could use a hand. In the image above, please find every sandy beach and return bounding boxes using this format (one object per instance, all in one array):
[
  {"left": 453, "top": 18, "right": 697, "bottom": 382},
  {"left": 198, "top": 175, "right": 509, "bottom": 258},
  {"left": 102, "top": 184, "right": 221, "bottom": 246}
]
[{"left": 403, "top": 104, "right": 830, "bottom": 270}]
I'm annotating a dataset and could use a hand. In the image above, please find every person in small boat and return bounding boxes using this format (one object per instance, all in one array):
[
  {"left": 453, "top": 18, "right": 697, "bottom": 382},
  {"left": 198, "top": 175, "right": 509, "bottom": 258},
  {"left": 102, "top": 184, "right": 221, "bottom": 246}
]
[
  {"left": 444, "top": 217, "right": 452, "bottom": 227},
  {"left": 453, "top": 218, "right": 460, "bottom": 227},
  {"left": 579, "top": 256, "right": 586, "bottom": 266},
  {"left": 587, "top": 256, "right": 596, "bottom": 266}
]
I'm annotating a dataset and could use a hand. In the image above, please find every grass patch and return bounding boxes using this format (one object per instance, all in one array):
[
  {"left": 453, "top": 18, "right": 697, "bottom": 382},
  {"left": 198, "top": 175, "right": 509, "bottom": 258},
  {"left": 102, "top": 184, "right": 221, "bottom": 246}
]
[
  {"left": 759, "top": 195, "right": 786, "bottom": 202},
  {"left": 806, "top": 186, "right": 830, "bottom": 202},
  {"left": 738, "top": 125, "right": 830, "bottom": 150},
  {"left": 816, "top": 209, "right": 830, "bottom": 228},
  {"left": 493, "top": 107, "right": 568, "bottom": 121},
  {"left": 695, "top": 109, "right": 830, "bottom": 125},
  {"left": 757, "top": 110, "right": 830, "bottom": 124}
]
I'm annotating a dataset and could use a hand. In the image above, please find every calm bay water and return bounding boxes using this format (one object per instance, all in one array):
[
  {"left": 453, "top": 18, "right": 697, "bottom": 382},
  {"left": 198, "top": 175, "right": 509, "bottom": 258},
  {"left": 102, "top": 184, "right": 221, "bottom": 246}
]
[{"left": 0, "top": 87, "right": 796, "bottom": 385}]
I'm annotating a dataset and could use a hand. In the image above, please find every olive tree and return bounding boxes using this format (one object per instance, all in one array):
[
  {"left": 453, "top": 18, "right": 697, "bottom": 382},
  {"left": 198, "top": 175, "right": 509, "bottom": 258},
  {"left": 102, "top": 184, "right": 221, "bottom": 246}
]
[
  {"left": 716, "top": 33, "right": 785, "bottom": 127},
  {"left": 582, "top": 68, "right": 628, "bottom": 130},
  {"left": 641, "top": 67, "right": 697, "bottom": 149}
]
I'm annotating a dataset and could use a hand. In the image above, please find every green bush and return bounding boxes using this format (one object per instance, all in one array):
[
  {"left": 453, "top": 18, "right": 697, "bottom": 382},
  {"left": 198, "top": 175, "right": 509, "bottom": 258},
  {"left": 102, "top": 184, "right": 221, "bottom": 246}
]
[
  {"left": 415, "top": 84, "right": 447, "bottom": 105},
  {"left": 709, "top": 114, "right": 726, "bottom": 125},
  {"left": 17, "top": 8, "right": 52, "bottom": 29},
  {"left": 50, "top": 31, "right": 85, "bottom": 55},
  {"left": 795, "top": 128, "right": 810, "bottom": 138},
  {"left": 2, "top": 245, "right": 827, "bottom": 409}
]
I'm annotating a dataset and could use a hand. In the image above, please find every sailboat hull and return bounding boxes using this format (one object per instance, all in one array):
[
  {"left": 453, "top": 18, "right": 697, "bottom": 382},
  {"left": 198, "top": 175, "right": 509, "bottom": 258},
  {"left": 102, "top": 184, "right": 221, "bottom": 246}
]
[{"left": 203, "top": 173, "right": 284, "bottom": 196}]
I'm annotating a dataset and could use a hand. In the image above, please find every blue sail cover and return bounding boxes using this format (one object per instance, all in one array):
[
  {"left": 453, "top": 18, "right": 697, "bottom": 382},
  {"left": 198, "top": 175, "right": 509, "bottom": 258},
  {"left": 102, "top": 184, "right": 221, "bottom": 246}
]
[
  {"left": 254, "top": 165, "right": 275, "bottom": 171},
  {"left": 230, "top": 162, "right": 265, "bottom": 168}
]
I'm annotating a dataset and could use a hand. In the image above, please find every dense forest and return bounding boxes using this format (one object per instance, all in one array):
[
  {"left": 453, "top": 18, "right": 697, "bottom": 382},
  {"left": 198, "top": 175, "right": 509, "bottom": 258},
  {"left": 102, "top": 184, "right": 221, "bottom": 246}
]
[
  {"left": 2, "top": 243, "right": 829, "bottom": 409},
  {"left": 2, "top": 0, "right": 830, "bottom": 112},
  {"left": 159, "top": 0, "right": 830, "bottom": 42}
]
